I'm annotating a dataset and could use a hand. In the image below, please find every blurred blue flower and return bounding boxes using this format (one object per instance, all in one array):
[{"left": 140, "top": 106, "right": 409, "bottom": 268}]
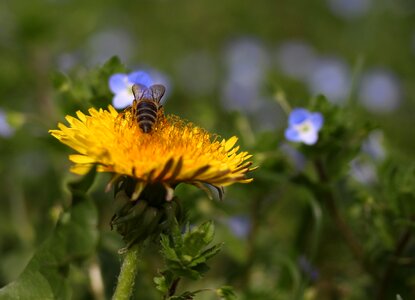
[
  {"left": 276, "top": 40, "right": 317, "bottom": 80},
  {"left": 251, "top": 100, "right": 285, "bottom": 132},
  {"left": 57, "top": 51, "right": 82, "bottom": 72},
  {"left": 224, "top": 38, "right": 269, "bottom": 83},
  {"left": 87, "top": 29, "right": 134, "bottom": 66},
  {"left": 362, "top": 130, "right": 385, "bottom": 161},
  {"left": 327, "top": 0, "right": 372, "bottom": 20},
  {"left": 0, "top": 109, "right": 14, "bottom": 137},
  {"left": 145, "top": 69, "right": 171, "bottom": 99},
  {"left": 109, "top": 71, "right": 153, "bottom": 109},
  {"left": 175, "top": 51, "right": 217, "bottom": 96},
  {"left": 307, "top": 57, "right": 351, "bottom": 104},
  {"left": 280, "top": 143, "right": 306, "bottom": 171},
  {"left": 226, "top": 216, "right": 251, "bottom": 239},
  {"left": 298, "top": 256, "right": 319, "bottom": 281},
  {"left": 350, "top": 158, "right": 377, "bottom": 185},
  {"left": 285, "top": 108, "right": 323, "bottom": 145},
  {"left": 221, "top": 37, "right": 269, "bottom": 112},
  {"left": 222, "top": 80, "right": 261, "bottom": 112},
  {"left": 358, "top": 69, "right": 401, "bottom": 113}
]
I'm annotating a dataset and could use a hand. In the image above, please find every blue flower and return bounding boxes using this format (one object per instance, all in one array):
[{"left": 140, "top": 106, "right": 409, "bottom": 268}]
[
  {"left": 307, "top": 57, "right": 351, "bottom": 104},
  {"left": 0, "top": 109, "right": 14, "bottom": 137},
  {"left": 226, "top": 216, "right": 251, "bottom": 239},
  {"left": 298, "top": 255, "right": 319, "bottom": 281},
  {"left": 285, "top": 108, "right": 323, "bottom": 145},
  {"left": 108, "top": 71, "right": 153, "bottom": 109}
]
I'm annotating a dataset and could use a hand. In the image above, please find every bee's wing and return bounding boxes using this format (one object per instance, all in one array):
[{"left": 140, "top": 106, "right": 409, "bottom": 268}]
[
  {"left": 149, "top": 84, "right": 166, "bottom": 103},
  {"left": 132, "top": 84, "right": 148, "bottom": 100}
]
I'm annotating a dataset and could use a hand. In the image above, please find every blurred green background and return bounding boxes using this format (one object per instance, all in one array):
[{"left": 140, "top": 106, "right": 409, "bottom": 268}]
[{"left": 1, "top": 0, "right": 415, "bottom": 299}]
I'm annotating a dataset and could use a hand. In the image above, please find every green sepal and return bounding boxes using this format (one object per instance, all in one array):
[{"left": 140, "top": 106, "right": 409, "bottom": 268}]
[
  {"left": 111, "top": 183, "right": 185, "bottom": 249},
  {"left": 191, "top": 182, "right": 224, "bottom": 201}
]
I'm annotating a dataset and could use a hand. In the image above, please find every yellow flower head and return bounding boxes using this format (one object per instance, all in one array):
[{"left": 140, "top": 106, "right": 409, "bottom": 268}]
[{"left": 50, "top": 106, "right": 254, "bottom": 193}]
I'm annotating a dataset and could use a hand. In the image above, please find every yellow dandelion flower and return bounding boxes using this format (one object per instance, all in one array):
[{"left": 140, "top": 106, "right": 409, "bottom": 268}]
[{"left": 49, "top": 105, "right": 254, "bottom": 195}]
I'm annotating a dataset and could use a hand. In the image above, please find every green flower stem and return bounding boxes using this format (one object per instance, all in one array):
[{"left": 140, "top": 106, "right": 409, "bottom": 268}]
[
  {"left": 313, "top": 159, "right": 378, "bottom": 279},
  {"left": 241, "top": 196, "right": 264, "bottom": 287},
  {"left": 376, "top": 215, "right": 415, "bottom": 300},
  {"left": 167, "top": 277, "right": 181, "bottom": 298},
  {"left": 273, "top": 89, "right": 291, "bottom": 115},
  {"left": 112, "top": 243, "right": 142, "bottom": 300}
]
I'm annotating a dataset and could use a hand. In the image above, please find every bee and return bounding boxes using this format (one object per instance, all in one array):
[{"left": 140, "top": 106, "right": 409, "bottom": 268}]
[{"left": 131, "top": 83, "right": 166, "bottom": 133}]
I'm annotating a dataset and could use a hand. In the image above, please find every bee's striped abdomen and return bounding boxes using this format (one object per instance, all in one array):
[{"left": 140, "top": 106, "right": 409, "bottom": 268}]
[{"left": 135, "top": 100, "right": 158, "bottom": 133}]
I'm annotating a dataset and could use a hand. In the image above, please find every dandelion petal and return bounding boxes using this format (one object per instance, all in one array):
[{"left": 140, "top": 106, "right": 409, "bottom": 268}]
[{"left": 49, "top": 105, "right": 254, "bottom": 188}]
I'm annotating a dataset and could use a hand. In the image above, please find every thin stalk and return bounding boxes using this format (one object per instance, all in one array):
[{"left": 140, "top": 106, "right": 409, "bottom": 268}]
[
  {"left": 313, "top": 159, "right": 378, "bottom": 279},
  {"left": 112, "top": 243, "right": 142, "bottom": 300},
  {"left": 241, "top": 197, "right": 263, "bottom": 287},
  {"left": 167, "top": 277, "right": 181, "bottom": 299},
  {"left": 273, "top": 89, "right": 291, "bottom": 115},
  {"left": 88, "top": 257, "right": 105, "bottom": 300},
  {"left": 376, "top": 216, "right": 414, "bottom": 300}
]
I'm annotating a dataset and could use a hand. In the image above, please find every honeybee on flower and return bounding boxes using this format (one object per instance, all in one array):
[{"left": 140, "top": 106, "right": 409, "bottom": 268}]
[{"left": 51, "top": 73, "right": 255, "bottom": 200}]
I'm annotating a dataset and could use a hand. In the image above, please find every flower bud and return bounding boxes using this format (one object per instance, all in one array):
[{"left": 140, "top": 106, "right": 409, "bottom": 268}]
[{"left": 111, "top": 178, "right": 184, "bottom": 248}]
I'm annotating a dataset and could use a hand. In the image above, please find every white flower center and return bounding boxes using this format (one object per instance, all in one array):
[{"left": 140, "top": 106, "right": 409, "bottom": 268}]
[
  {"left": 295, "top": 120, "right": 313, "bottom": 133},
  {"left": 293, "top": 120, "right": 318, "bottom": 145}
]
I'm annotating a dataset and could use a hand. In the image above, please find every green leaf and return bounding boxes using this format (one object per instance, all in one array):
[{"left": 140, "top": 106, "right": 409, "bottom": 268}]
[
  {"left": 154, "top": 275, "right": 169, "bottom": 294},
  {"left": 190, "top": 263, "right": 210, "bottom": 277},
  {"left": 89, "top": 56, "right": 127, "bottom": 108},
  {"left": 52, "top": 56, "right": 128, "bottom": 112},
  {"left": 0, "top": 169, "right": 98, "bottom": 300},
  {"left": 100, "top": 56, "right": 126, "bottom": 75},
  {"left": 164, "top": 203, "right": 184, "bottom": 249},
  {"left": 52, "top": 72, "right": 71, "bottom": 92},
  {"left": 216, "top": 286, "right": 237, "bottom": 300},
  {"left": 158, "top": 220, "right": 222, "bottom": 283},
  {"left": 160, "top": 234, "right": 181, "bottom": 262},
  {"left": 198, "top": 243, "right": 223, "bottom": 261},
  {"left": 183, "top": 221, "right": 215, "bottom": 257},
  {"left": 170, "top": 291, "right": 196, "bottom": 300},
  {"left": 67, "top": 166, "right": 97, "bottom": 204},
  {"left": 156, "top": 220, "right": 231, "bottom": 298}
]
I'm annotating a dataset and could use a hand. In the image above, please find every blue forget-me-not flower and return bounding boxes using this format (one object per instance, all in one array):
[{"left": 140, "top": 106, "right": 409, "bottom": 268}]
[
  {"left": 109, "top": 71, "right": 153, "bottom": 109},
  {"left": 0, "top": 109, "right": 14, "bottom": 137},
  {"left": 298, "top": 255, "right": 319, "bottom": 282},
  {"left": 226, "top": 215, "right": 251, "bottom": 239},
  {"left": 285, "top": 108, "right": 324, "bottom": 145}
]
